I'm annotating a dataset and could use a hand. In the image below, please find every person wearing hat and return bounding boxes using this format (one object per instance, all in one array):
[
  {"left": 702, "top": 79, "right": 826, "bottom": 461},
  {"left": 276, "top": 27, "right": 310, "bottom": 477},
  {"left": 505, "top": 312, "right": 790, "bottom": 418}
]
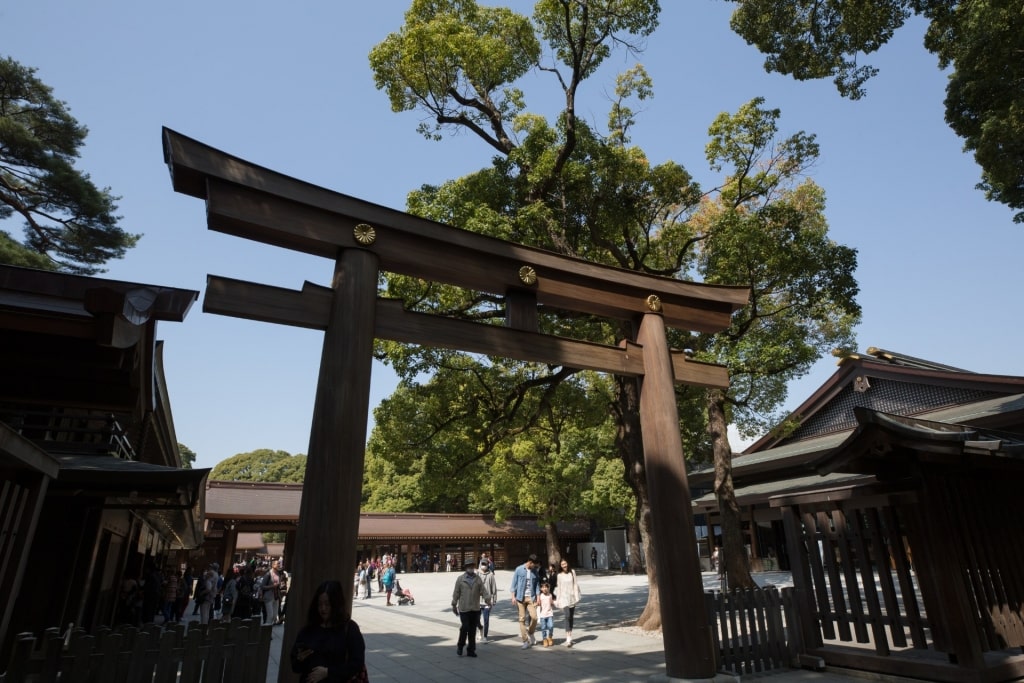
[
  {"left": 477, "top": 560, "right": 497, "bottom": 642},
  {"left": 451, "top": 561, "right": 492, "bottom": 657}
]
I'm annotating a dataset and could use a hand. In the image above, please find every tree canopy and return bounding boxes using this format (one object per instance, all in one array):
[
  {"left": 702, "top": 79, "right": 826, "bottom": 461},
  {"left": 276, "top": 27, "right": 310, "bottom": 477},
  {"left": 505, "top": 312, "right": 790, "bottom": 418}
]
[
  {"left": 369, "top": 0, "right": 859, "bottom": 624},
  {"left": 0, "top": 56, "right": 139, "bottom": 273},
  {"left": 210, "top": 448, "right": 306, "bottom": 483},
  {"left": 178, "top": 443, "right": 197, "bottom": 469},
  {"left": 726, "top": 0, "right": 1024, "bottom": 222},
  {"left": 364, "top": 363, "right": 627, "bottom": 561}
]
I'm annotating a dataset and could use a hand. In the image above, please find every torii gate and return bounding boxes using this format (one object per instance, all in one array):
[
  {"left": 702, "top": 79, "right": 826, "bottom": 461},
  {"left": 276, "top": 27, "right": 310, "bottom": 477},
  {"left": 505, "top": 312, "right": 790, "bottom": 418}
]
[{"left": 163, "top": 128, "right": 749, "bottom": 682}]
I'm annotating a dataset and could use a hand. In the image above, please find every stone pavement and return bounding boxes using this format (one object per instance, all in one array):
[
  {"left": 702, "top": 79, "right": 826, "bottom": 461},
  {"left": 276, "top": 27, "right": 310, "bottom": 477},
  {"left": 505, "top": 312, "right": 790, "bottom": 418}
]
[{"left": 263, "top": 569, "right": 913, "bottom": 683}]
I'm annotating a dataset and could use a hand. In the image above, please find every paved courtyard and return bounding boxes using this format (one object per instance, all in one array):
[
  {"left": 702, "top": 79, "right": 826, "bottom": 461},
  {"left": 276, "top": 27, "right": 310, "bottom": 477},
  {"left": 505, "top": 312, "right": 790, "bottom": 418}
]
[{"left": 260, "top": 569, "right": 903, "bottom": 682}]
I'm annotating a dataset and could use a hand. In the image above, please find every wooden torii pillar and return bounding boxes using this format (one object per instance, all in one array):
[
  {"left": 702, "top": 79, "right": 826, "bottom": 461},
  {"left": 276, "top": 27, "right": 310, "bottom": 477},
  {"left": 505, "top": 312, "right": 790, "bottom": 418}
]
[{"left": 163, "top": 128, "right": 749, "bottom": 682}]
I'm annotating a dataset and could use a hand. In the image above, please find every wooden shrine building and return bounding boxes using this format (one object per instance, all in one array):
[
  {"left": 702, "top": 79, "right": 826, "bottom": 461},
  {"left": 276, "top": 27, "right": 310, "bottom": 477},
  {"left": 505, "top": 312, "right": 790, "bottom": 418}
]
[
  {"left": 690, "top": 348, "right": 1024, "bottom": 682},
  {"left": 0, "top": 265, "right": 209, "bottom": 657},
  {"left": 199, "top": 480, "right": 590, "bottom": 572}
]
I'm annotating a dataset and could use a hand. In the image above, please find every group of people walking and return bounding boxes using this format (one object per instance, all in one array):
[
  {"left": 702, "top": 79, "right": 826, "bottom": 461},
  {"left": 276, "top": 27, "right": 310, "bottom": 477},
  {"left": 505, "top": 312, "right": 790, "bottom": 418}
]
[
  {"left": 510, "top": 554, "right": 582, "bottom": 650},
  {"left": 286, "top": 553, "right": 585, "bottom": 681},
  {"left": 449, "top": 553, "right": 582, "bottom": 659}
]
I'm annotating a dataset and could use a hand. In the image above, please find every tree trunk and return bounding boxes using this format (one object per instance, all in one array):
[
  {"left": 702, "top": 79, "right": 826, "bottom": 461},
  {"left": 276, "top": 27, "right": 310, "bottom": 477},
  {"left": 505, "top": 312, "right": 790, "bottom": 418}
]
[
  {"left": 544, "top": 520, "right": 562, "bottom": 567},
  {"left": 708, "top": 388, "right": 755, "bottom": 589},
  {"left": 614, "top": 374, "right": 662, "bottom": 630}
]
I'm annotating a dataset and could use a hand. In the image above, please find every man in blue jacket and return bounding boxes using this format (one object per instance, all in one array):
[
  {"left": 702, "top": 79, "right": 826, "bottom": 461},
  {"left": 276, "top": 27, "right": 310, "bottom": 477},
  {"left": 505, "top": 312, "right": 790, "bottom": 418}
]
[{"left": 509, "top": 554, "right": 540, "bottom": 649}]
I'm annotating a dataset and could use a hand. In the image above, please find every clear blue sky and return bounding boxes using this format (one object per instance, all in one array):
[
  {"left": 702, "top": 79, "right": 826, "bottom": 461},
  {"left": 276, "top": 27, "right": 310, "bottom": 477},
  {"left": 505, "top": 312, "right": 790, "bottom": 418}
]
[{"left": 3, "top": 2, "right": 1022, "bottom": 471}]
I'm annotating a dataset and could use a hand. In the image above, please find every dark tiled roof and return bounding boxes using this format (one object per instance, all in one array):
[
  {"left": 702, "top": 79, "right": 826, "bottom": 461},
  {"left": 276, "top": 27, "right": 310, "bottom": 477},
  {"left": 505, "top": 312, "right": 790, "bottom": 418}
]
[
  {"left": 744, "top": 348, "right": 1024, "bottom": 453},
  {"left": 814, "top": 407, "right": 1024, "bottom": 478},
  {"left": 206, "top": 481, "right": 302, "bottom": 520},
  {"left": 691, "top": 471, "right": 873, "bottom": 512},
  {"left": 689, "top": 393, "right": 1024, "bottom": 490}
]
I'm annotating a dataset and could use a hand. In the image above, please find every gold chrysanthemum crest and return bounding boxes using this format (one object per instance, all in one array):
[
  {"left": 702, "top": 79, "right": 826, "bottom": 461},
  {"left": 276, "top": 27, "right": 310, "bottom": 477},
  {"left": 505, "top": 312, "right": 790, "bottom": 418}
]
[
  {"left": 645, "top": 294, "right": 662, "bottom": 312},
  {"left": 518, "top": 265, "right": 538, "bottom": 286},
  {"left": 353, "top": 224, "right": 376, "bottom": 245}
]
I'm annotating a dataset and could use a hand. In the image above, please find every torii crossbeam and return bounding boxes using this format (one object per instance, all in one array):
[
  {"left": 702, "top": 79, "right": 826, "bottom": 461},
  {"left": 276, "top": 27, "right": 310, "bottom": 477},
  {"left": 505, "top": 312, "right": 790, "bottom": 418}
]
[{"left": 163, "top": 128, "right": 749, "bottom": 682}]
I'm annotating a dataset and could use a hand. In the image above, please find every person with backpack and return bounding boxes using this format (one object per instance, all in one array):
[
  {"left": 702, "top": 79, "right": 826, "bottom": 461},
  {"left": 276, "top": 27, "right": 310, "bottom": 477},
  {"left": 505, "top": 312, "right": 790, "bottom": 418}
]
[
  {"left": 357, "top": 561, "right": 372, "bottom": 600},
  {"left": 222, "top": 568, "right": 239, "bottom": 619},
  {"left": 213, "top": 571, "right": 225, "bottom": 619},
  {"left": 382, "top": 561, "right": 397, "bottom": 606},
  {"left": 235, "top": 566, "right": 255, "bottom": 618},
  {"left": 278, "top": 568, "right": 289, "bottom": 624},
  {"left": 477, "top": 560, "right": 498, "bottom": 642}
]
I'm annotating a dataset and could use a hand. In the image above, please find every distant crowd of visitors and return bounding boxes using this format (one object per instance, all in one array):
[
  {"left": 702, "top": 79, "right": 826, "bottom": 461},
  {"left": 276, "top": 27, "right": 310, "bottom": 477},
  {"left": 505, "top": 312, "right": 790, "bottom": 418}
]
[{"left": 117, "top": 557, "right": 289, "bottom": 627}]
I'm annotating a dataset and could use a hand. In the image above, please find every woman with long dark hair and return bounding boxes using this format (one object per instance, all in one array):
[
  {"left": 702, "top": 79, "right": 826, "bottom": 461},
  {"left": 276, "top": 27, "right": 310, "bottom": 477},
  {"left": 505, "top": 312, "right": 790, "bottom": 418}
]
[
  {"left": 555, "top": 558, "right": 582, "bottom": 647},
  {"left": 290, "top": 580, "right": 367, "bottom": 682}
]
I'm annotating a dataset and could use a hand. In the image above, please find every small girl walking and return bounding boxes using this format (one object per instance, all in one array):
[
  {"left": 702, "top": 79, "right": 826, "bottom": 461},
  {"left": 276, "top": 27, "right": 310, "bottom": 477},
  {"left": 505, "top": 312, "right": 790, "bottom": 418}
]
[{"left": 537, "top": 582, "right": 556, "bottom": 647}]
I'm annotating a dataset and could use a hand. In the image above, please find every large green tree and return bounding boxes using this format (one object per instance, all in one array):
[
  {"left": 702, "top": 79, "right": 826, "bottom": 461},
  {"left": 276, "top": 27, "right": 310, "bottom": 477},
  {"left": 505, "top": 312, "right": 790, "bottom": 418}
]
[
  {"left": 680, "top": 99, "right": 860, "bottom": 589},
  {"left": 370, "top": 0, "right": 858, "bottom": 627},
  {"left": 210, "top": 448, "right": 306, "bottom": 482},
  {"left": 725, "top": 0, "right": 1024, "bottom": 222},
  {"left": 0, "top": 56, "right": 139, "bottom": 273},
  {"left": 365, "top": 363, "right": 625, "bottom": 563}
]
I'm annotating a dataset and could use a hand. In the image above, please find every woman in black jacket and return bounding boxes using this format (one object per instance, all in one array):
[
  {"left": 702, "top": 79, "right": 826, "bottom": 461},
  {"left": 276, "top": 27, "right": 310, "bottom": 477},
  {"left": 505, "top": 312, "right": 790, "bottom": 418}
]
[{"left": 290, "top": 580, "right": 366, "bottom": 682}]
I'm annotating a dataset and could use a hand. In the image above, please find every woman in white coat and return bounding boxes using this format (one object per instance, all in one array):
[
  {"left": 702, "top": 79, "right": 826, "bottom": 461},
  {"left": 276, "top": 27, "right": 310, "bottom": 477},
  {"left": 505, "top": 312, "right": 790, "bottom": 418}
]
[{"left": 554, "top": 558, "right": 582, "bottom": 646}]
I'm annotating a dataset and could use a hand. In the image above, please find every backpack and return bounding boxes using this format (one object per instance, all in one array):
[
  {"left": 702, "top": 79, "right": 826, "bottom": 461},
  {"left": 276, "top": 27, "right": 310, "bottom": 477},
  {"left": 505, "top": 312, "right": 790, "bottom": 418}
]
[
  {"left": 194, "top": 579, "right": 208, "bottom": 603},
  {"left": 236, "top": 577, "right": 254, "bottom": 614}
]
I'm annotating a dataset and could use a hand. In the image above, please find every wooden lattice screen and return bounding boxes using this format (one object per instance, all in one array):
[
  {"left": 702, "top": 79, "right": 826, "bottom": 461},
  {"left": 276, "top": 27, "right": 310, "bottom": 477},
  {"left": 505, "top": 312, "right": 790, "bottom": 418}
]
[
  {"left": 779, "top": 472, "right": 1024, "bottom": 681},
  {"left": 911, "top": 471, "right": 1024, "bottom": 658},
  {"left": 781, "top": 493, "right": 928, "bottom": 658}
]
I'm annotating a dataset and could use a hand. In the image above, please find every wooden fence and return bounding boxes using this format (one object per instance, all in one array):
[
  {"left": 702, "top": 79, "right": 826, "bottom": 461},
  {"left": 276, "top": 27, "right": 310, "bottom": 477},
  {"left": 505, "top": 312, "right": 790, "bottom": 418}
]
[
  {"left": 705, "top": 585, "right": 821, "bottom": 676},
  {"left": 0, "top": 617, "right": 271, "bottom": 683}
]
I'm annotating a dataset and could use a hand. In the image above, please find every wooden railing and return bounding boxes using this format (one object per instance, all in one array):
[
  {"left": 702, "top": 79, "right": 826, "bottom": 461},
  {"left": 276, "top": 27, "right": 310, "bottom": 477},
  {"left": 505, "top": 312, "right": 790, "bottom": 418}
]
[
  {"left": 0, "top": 407, "right": 136, "bottom": 461},
  {"left": 1, "top": 617, "right": 271, "bottom": 683},
  {"left": 705, "top": 585, "right": 821, "bottom": 676}
]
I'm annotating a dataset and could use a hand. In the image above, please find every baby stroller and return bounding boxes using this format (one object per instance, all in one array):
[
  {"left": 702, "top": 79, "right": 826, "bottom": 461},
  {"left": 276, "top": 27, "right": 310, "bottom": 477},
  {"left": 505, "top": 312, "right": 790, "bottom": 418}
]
[{"left": 393, "top": 578, "right": 415, "bottom": 606}]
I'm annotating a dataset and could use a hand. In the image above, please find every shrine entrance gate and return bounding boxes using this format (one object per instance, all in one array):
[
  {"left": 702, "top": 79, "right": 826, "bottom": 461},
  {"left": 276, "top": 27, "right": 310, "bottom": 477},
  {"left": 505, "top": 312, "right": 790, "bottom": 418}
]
[{"left": 163, "top": 128, "right": 749, "bottom": 682}]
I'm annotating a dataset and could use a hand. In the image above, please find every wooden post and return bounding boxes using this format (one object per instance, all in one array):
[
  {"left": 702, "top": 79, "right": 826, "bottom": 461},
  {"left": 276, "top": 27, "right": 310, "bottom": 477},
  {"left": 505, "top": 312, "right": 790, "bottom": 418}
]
[
  {"left": 221, "top": 526, "right": 238, "bottom": 577},
  {"left": 279, "top": 248, "right": 379, "bottom": 683},
  {"left": 749, "top": 505, "right": 761, "bottom": 571},
  {"left": 283, "top": 529, "right": 297, "bottom": 572},
  {"left": 636, "top": 312, "right": 716, "bottom": 679}
]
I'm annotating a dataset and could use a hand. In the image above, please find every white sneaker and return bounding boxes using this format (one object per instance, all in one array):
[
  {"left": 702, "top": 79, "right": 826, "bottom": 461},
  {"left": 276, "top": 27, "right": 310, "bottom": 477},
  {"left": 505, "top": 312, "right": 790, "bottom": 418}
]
[
  {"left": 481, "top": 636, "right": 488, "bottom": 643},
  {"left": 529, "top": 634, "right": 536, "bottom": 646},
  {"left": 566, "top": 636, "right": 573, "bottom": 647},
  {"left": 521, "top": 640, "right": 530, "bottom": 649}
]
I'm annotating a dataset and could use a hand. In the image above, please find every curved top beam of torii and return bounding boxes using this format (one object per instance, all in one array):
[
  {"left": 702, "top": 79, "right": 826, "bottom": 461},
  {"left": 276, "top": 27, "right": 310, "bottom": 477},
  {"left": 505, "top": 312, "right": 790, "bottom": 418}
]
[{"left": 162, "top": 128, "right": 748, "bottom": 338}]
